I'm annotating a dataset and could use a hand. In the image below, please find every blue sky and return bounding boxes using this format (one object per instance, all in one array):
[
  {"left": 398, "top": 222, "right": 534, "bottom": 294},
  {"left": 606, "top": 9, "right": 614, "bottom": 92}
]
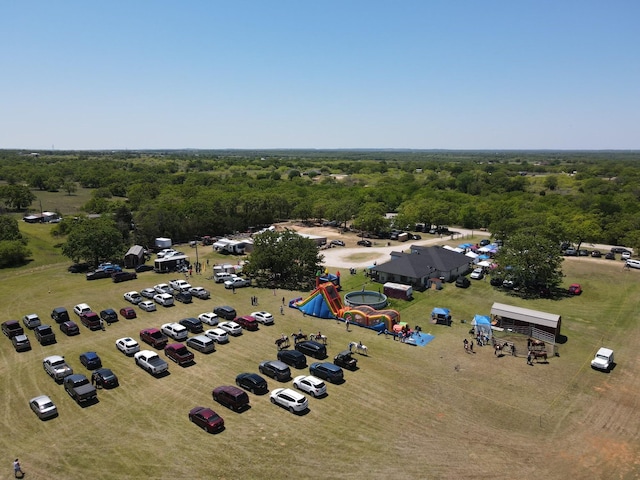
[{"left": 1, "top": 1, "right": 638, "bottom": 150}]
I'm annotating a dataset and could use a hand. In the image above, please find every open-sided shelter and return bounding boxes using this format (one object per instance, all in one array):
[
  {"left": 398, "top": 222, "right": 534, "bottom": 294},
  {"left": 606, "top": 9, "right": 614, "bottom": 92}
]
[{"left": 490, "top": 302, "right": 561, "bottom": 344}]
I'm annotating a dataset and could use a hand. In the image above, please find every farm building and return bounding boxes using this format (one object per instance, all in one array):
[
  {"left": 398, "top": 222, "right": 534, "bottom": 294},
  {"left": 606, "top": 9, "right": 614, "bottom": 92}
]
[{"left": 490, "top": 302, "right": 561, "bottom": 344}]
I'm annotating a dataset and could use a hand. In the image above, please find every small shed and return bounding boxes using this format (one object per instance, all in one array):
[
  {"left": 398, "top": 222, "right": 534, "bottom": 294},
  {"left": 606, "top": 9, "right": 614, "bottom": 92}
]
[
  {"left": 124, "top": 245, "right": 145, "bottom": 269},
  {"left": 490, "top": 302, "right": 561, "bottom": 344},
  {"left": 383, "top": 282, "right": 413, "bottom": 300}
]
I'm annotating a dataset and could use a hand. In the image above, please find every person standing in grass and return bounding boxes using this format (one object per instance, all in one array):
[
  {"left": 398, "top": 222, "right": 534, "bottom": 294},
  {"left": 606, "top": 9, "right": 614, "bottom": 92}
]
[{"left": 14, "top": 458, "right": 24, "bottom": 478}]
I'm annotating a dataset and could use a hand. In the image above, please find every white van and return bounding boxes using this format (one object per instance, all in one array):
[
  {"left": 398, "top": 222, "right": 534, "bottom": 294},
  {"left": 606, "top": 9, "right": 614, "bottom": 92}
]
[
  {"left": 214, "top": 272, "right": 237, "bottom": 283},
  {"left": 625, "top": 259, "right": 640, "bottom": 269}
]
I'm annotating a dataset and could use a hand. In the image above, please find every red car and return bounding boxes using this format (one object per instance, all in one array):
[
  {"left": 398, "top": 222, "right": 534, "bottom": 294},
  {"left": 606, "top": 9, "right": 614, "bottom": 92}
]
[
  {"left": 140, "top": 328, "right": 169, "bottom": 349},
  {"left": 80, "top": 312, "right": 101, "bottom": 330},
  {"left": 234, "top": 315, "right": 259, "bottom": 331},
  {"left": 119, "top": 307, "right": 137, "bottom": 319},
  {"left": 164, "top": 343, "right": 195, "bottom": 366},
  {"left": 189, "top": 406, "right": 224, "bottom": 433},
  {"left": 568, "top": 283, "right": 582, "bottom": 295}
]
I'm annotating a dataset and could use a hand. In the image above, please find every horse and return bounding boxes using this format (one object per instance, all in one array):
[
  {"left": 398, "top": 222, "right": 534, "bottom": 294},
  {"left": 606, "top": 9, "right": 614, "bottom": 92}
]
[
  {"left": 275, "top": 337, "right": 290, "bottom": 350},
  {"left": 349, "top": 341, "right": 368, "bottom": 355},
  {"left": 291, "top": 332, "right": 307, "bottom": 344},
  {"left": 310, "top": 333, "right": 327, "bottom": 345},
  {"left": 528, "top": 338, "right": 546, "bottom": 351},
  {"left": 530, "top": 350, "right": 548, "bottom": 362},
  {"left": 494, "top": 342, "right": 510, "bottom": 357}
]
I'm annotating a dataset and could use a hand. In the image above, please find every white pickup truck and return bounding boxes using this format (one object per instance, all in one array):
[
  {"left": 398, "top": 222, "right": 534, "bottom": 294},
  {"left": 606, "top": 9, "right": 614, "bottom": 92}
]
[
  {"left": 135, "top": 350, "right": 169, "bottom": 375},
  {"left": 224, "top": 277, "right": 250, "bottom": 289},
  {"left": 591, "top": 347, "right": 614, "bottom": 371}
]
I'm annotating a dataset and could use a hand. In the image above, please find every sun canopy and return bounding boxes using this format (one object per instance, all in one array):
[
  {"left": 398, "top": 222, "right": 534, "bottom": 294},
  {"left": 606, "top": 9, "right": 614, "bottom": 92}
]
[{"left": 431, "top": 307, "right": 450, "bottom": 317}]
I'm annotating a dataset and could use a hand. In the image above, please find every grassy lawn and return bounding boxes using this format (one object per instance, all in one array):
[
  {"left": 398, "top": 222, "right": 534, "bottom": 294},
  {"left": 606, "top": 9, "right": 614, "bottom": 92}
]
[{"left": 1, "top": 232, "right": 639, "bottom": 479}]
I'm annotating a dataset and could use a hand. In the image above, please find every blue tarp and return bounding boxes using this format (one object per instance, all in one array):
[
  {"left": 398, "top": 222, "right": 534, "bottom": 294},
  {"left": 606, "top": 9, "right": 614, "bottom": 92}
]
[
  {"left": 431, "top": 307, "right": 450, "bottom": 317},
  {"left": 472, "top": 314, "right": 492, "bottom": 338},
  {"left": 458, "top": 243, "right": 473, "bottom": 249}
]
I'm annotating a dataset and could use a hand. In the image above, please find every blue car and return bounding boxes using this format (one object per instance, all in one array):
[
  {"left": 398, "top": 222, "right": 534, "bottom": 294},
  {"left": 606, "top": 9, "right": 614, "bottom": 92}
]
[{"left": 79, "top": 351, "right": 102, "bottom": 370}]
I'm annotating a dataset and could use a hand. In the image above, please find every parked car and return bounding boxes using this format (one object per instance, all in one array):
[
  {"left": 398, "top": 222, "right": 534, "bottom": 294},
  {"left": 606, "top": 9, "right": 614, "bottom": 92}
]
[
  {"left": 605, "top": 252, "right": 616, "bottom": 260},
  {"left": 218, "top": 321, "right": 242, "bottom": 336},
  {"left": 22, "top": 313, "right": 41, "bottom": 330},
  {"left": 29, "top": 395, "right": 58, "bottom": 420},
  {"left": 119, "top": 307, "right": 137, "bottom": 319},
  {"left": 235, "top": 372, "right": 268, "bottom": 395},
  {"left": 334, "top": 350, "right": 358, "bottom": 370},
  {"left": 68, "top": 262, "right": 90, "bottom": 273},
  {"left": 79, "top": 351, "right": 102, "bottom": 370},
  {"left": 135, "top": 264, "right": 154, "bottom": 273},
  {"left": 259, "top": 360, "right": 291, "bottom": 381},
  {"left": 251, "top": 311, "right": 274, "bottom": 325},
  {"left": 234, "top": 315, "right": 259, "bottom": 331},
  {"left": 112, "top": 271, "right": 137, "bottom": 283},
  {"left": 204, "top": 328, "right": 229, "bottom": 344},
  {"left": 139, "top": 328, "right": 169, "bottom": 349},
  {"left": 2, "top": 320, "right": 24, "bottom": 338},
  {"left": 224, "top": 277, "right": 251, "bottom": 289},
  {"left": 568, "top": 283, "right": 583, "bottom": 295},
  {"left": 470, "top": 268, "right": 484, "bottom": 280},
  {"left": 270, "top": 388, "right": 308, "bottom": 413},
  {"left": 293, "top": 375, "right": 327, "bottom": 397},
  {"left": 164, "top": 343, "right": 195, "bottom": 365},
  {"left": 161, "top": 322, "right": 188, "bottom": 341},
  {"left": 34, "top": 325, "right": 56, "bottom": 345},
  {"left": 124, "top": 291, "right": 143, "bottom": 304},
  {"left": 295, "top": 340, "right": 327, "bottom": 359},
  {"left": 198, "top": 312, "right": 219, "bottom": 326},
  {"left": 479, "top": 239, "right": 491, "bottom": 246},
  {"left": 73, "top": 303, "right": 92, "bottom": 317},
  {"left": 213, "top": 385, "right": 250, "bottom": 411},
  {"left": 174, "top": 291, "right": 193, "bottom": 304},
  {"left": 12, "top": 334, "right": 31, "bottom": 352},
  {"left": 153, "top": 283, "right": 172, "bottom": 295},
  {"left": 116, "top": 337, "right": 140, "bottom": 355},
  {"left": 139, "top": 300, "right": 157, "bottom": 312},
  {"left": 357, "top": 239, "right": 372, "bottom": 247},
  {"left": 564, "top": 248, "right": 578, "bottom": 256},
  {"left": 489, "top": 276, "right": 503, "bottom": 286},
  {"left": 157, "top": 248, "right": 178, "bottom": 258},
  {"left": 100, "top": 309, "right": 119, "bottom": 325},
  {"left": 591, "top": 250, "right": 602, "bottom": 258},
  {"left": 43, "top": 355, "right": 73, "bottom": 381},
  {"left": 213, "top": 306, "right": 237, "bottom": 320},
  {"left": 330, "top": 240, "right": 345, "bottom": 247},
  {"left": 621, "top": 251, "right": 632, "bottom": 260},
  {"left": 64, "top": 374, "right": 97, "bottom": 404},
  {"left": 186, "top": 335, "right": 216, "bottom": 353},
  {"left": 91, "top": 368, "right": 119, "bottom": 389},
  {"left": 578, "top": 249, "right": 590, "bottom": 256},
  {"left": 140, "top": 288, "right": 156, "bottom": 298},
  {"left": 153, "top": 293, "right": 174, "bottom": 307},
  {"left": 86, "top": 269, "right": 112, "bottom": 280},
  {"left": 188, "top": 406, "right": 224, "bottom": 433},
  {"left": 169, "top": 279, "right": 192, "bottom": 292},
  {"left": 178, "top": 317, "right": 203, "bottom": 333},
  {"left": 189, "top": 287, "right": 210, "bottom": 299},
  {"left": 80, "top": 312, "right": 101, "bottom": 330},
  {"left": 611, "top": 247, "right": 631, "bottom": 255},
  {"left": 309, "top": 362, "right": 344, "bottom": 383},
  {"left": 455, "top": 276, "right": 471, "bottom": 288},
  {"left": 50, "top": 307, "right": 70, "bottom": 324},
  {"left": 58, "top": 320, "right": 79, "bottom": 336},
  {"left": 134, "top": 350, "right": 169, "bottom": 375},
  {"left": 277, "top": 349, "right": 307, "bottom": 368}
]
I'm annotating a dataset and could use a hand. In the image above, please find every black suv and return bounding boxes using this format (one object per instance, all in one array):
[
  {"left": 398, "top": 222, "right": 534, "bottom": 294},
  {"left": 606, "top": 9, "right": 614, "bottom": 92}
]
[
  {"left": 99, "top": 309, "right": 119, "bottom": 324},
  {"left": 455, "top": 276, "right": 470, "bottom": 288},
  {"left": 214, "top": 306, "right": 237, "bottom": 321},
  {"left": 179, "top": 317, "right": 204, "bottom": 333},
  {"left": 235, "top": 373, "right": 268, "bottom": 395},
  {"left": 258, "top": 360, "right": 291, "bottom": 382},
  {"left": 277, "top": 349, "right": 307, "bottom": 368},
  {"left": 51, "top": 307, "right": 70, "bottom": 324},
  {"left": 112, "top": 271, "right": 137, "bottom": 283},
  {"left": 34, "top": 325, "right": 56, "bottom": 345},
  {"left": 295, "top": 340, "right": 327, "bottom": 359},
  {"left": 309, "top": 362, "right": 344, "bottom": 384},
  {"left": 174, "top": 291, "right": 193, "bottom": 304}
]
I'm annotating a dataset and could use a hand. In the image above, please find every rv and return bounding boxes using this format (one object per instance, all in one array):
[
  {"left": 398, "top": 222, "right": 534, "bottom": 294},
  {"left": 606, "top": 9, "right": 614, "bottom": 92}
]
[{"left": 154, "top": 254, "right": 189, "bottom": 273}]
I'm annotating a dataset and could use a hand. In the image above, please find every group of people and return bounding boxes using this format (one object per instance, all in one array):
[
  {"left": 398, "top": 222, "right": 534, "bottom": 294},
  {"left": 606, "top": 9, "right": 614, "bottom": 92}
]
[{"left": 250, "top": 295, "right": 259, "bottom": 306}]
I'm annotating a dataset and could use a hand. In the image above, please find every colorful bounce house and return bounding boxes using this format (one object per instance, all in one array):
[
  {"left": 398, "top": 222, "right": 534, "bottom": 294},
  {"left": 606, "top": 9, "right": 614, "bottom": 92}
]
[{"left": 293, "top": 282, "right": 401, "bottom": 332}]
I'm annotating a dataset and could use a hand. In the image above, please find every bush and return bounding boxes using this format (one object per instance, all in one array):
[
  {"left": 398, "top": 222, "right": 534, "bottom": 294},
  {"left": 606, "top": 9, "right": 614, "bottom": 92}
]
[{"left": 0, "top": 240, "right": 31, "bottom": 267}]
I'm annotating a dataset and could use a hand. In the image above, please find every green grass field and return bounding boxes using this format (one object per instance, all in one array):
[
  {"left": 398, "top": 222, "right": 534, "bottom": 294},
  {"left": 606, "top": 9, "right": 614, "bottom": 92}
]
[{"left": 1, "top": 223, "right": 639, "bottom": 479}]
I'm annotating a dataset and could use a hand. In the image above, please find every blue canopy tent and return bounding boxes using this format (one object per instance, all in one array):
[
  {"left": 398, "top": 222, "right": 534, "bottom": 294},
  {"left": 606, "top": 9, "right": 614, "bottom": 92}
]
[
  {"left": 431, "top": 307, "right": 452, "bottom": 325},
  {"left": 471, "top": 314, "right": 492, "bottom": 339}
]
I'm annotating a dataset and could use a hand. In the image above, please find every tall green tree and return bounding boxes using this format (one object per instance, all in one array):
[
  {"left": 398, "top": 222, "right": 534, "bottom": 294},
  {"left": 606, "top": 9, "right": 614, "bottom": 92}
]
[
  {"left": 243, "top": 230, "right": 323, "bottom": 290},
  {"left": 493, "top": 232, "right": 564, "bottom": 293},
  {"left": 0, "top": 184, "right": 36, "bottom": 210},
  {"left": 0, "top": 216, "right": 30, "bottom": 267},
  {"left": 61, "top": 217, "right": 127, "bottom": 265}
]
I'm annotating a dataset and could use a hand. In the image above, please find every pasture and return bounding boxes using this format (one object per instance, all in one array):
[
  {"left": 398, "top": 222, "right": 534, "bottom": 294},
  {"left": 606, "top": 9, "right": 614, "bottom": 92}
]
[{"left": 1, "top": 225, "right": 639, "bottom": 479}]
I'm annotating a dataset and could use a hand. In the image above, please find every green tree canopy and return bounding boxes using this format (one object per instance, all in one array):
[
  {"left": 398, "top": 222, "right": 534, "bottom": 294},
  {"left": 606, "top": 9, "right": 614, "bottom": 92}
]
[
  {"left": 243, "top": 230, "right": 323, "bottom": 290},
  {"left": 61, "top": 217, "right": 127, "bottom": 266}
]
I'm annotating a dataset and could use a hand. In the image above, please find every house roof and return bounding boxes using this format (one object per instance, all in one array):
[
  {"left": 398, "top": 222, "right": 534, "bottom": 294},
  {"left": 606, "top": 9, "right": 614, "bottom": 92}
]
[
  {"left": 490, "top": 302, "right": 560, "bottom": 329},
  {"left": 372, "top": 246, "right": 471, "bottom": 278}
]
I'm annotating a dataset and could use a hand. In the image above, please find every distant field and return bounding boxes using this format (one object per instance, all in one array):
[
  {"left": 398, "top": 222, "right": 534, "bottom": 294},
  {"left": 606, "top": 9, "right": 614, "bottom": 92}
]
[{"left": 0, "top": 229, "right": 639, "bottom": 479}]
